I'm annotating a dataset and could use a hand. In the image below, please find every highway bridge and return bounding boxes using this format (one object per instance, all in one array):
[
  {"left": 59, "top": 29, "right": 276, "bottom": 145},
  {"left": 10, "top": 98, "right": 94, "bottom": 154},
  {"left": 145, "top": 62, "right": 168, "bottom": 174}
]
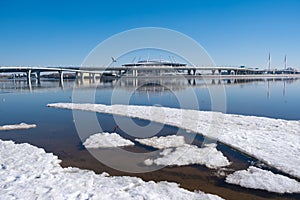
[{"left": 0, "top": 65, "right": 298, "bottom": 85}]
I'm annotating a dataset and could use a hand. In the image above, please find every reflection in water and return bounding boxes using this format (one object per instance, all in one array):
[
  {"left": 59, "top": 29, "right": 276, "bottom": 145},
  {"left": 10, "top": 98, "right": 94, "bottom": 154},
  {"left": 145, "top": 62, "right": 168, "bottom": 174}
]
[
  {"left": 1, "top": 76, "right": 300, "bottom": 200},
  {"left": 283, "top": 81, "right": 286, "bottom": 96},
  {"left": 0, "top": 79, "right": 75, "bottom": 92},
  {"left": 267, "top": 80, "right": 270, "bottom": 99},
  {"left": 0, "top": 77, "right": 297, "bottom": 99}
]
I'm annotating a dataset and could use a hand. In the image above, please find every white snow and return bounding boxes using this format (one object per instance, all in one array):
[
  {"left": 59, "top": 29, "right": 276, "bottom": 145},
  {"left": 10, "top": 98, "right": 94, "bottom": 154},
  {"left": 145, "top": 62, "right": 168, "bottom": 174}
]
[
  {"left": 145, "top": 144, "right": 230, "bottom": 169},
  {"left": 0, "top": 139, "right": 223, "bottom": 200},
  {"left": 83, "top": 132, "right": 134, "bottom": 148},
  {"left": 135, "top": 135, "right": 186, "bottom": 149},
  {"left": 136, "top": 135, "right": 230, "bottom": 168},
  {"left": 47, "top": 103, "right": 300, "bottom": 179},
  {"left": 226, "top": 166, "right": 300, "bottom": 194},
  {"left": 0, "top": 123, "right": 36, "bottom": 131}
]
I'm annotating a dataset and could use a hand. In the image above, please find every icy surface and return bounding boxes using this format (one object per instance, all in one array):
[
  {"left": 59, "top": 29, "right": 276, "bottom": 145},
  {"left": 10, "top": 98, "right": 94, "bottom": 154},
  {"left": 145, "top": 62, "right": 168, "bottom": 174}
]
[
  {"left": 226, "top": 166, "right": 300, "bottom": 194},
  {"left": 0, "top": 123, "right": 36, "bottom": 131},
  {"left": 0, "top": 139, "right": 223, "bottom": 200},
  {"left": 83, "top": 132, "right": 134, "bottom": 148},
  {"left": 48, "top": 103, "right": 300, "bottom": 179},
  {"left": 136, "top": 135, "right": 230, "bottom": 168},
  {"left": 145, "top": 144, "right": 230, "bottom": 169},
  {"left": 136, "top": 135, "right": 186, "bottom": 149}
]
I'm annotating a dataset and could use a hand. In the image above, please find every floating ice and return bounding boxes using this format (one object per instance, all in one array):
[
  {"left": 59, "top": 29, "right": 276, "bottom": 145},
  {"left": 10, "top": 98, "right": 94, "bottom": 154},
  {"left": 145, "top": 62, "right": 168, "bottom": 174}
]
[
  {"left": 0, "top": 123, "right": 36, "bottom": 131},
  {"left": 135, "top": 135, "right": 186, "bottom": 149},
  {"left": 145, "top": 144, "right": 230, "bottom": 169},
  {"left": 0, "top": 139, "right": 223, "bottom": 200},
  {"left": 226, "top": 166, "right": 300, "bottom": 194},
  {"left": 136, "top": 135, "right": 230, "bottom": 168},
  {"left": 47, "top": 103, "right": 300, "bottom": 179},
  {"left": 83, "top": 132, "right": 134, "bottom": 148}
]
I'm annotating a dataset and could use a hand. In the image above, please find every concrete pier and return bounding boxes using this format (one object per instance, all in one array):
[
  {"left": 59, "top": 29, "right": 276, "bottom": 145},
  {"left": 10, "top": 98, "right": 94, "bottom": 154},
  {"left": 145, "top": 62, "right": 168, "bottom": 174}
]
[
  {"left": 36, "top": 71, "right": 41, "bottom": 84},
  {"left": 59, "top": 71, "right": 64, "bottom": 87},
  {"left": 26, "top": 69, "right": 31, "bottom": 85}
]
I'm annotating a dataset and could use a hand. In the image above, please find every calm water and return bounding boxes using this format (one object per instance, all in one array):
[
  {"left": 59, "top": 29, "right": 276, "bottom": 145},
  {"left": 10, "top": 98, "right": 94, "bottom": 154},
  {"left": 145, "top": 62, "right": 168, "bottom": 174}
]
[{"left": 0, "top": 77, "right": 300, "bottom": 200}]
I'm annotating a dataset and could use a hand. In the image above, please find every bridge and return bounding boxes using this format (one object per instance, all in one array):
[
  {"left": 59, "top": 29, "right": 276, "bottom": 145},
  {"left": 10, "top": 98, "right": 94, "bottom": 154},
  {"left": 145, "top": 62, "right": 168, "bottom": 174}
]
[{"left": 0, "top": 65, "right": 298, "bottom": 86}]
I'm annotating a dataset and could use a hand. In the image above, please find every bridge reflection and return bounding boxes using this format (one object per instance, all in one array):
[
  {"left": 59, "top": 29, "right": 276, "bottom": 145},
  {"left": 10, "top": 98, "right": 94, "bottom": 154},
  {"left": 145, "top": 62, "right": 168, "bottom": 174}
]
[{"left": 0, "top": 76, "right": 298, "bottom": 95}]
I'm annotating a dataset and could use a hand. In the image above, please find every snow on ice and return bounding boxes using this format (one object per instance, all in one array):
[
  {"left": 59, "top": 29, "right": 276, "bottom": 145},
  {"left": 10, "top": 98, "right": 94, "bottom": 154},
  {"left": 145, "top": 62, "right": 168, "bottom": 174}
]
[
  {"left": 136, "top": 135, "right": 230, "bottom": 168},
  {"left": 83, "top": 132, "right": 134, "bottom": 148},
  {"left": 226, "top": 166, "right": 300, "bottom": 194},
  {"left": 0, "top": 139, "right": 223, "bottom": 200},
  {"left": 0, "top": 123, "right": 36, "bottom": 131},
  {"left": 135, "top": 135, "right": 186, "bottom": 149},
  {"left": 47, "top": 103, "right": 300, "bottom": 179}
]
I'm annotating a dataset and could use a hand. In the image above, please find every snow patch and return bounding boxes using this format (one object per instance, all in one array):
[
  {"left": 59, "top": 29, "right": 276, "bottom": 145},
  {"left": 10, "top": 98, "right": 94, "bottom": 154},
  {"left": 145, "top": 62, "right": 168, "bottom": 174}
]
[
  {"left": 145, "top": 144, "right": 230, "bottom": 169},
  {"left": 0, "top": 139, "right": 223, "bottom": 200},
  {"left": 0, "top": 123, "right": 36, "bottom": 131},
  {"left": 136, "top": 135, "right": 230, "bottom": 168},
  {"left": 47, "top": 103, "right": 300, "bottom": 179},
  {"left": 135, "top": 135, "right": 186, "bottom": 149},
  {"left": 226, "top": 166, "right": 300, "bottom": 194},
  {"left": 83, "top": 132, "right": 134, "bottom": 148}
]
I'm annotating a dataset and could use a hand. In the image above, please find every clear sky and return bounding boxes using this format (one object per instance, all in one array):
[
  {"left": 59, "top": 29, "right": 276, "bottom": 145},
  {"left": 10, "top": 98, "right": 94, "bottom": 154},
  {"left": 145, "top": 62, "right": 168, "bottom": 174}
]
[{"left": 0, "top": 0, "right": 299, "bottom": 69}]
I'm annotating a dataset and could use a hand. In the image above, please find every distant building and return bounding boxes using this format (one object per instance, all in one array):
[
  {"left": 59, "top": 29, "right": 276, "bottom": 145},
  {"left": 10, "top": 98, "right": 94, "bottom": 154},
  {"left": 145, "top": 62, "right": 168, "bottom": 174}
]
[
  {"left": 122, "top": 60, "right": 187, "bottom": 76},
  {"left": 122, "top": 60, "right": 187, "bottom": 68}
]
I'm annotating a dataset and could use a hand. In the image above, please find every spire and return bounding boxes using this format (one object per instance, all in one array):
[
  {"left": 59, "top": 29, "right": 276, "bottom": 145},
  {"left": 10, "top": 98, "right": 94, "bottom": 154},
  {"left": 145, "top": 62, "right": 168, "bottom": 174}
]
[
  {"left": 284, "top": 55, "right": 287, "bottom": 70},
  {"left": 268, "top": 53, "right": 271, "bottom": 71}
]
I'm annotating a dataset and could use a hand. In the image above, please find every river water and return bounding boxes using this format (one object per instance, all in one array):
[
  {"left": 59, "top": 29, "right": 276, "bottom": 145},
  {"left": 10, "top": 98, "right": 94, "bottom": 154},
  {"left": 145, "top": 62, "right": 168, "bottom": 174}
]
[{"left": 0, "top": 77, "right": 299, "bottom": 200}]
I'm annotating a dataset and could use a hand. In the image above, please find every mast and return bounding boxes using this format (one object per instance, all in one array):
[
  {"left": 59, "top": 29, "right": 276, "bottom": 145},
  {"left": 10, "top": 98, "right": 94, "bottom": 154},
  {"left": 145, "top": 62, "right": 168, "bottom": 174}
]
[
  {"left": 284, "top": 55, "right": 287, "bottom": 70},
  {"left": 268, "top": 53, "right": 271, "bottom": 71}
]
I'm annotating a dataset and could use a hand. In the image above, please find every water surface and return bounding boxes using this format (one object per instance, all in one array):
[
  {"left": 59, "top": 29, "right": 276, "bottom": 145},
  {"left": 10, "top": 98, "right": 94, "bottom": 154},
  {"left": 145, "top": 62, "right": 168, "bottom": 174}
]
[{"left": 0, "top": 77, "right": 299, "bottom": 200}]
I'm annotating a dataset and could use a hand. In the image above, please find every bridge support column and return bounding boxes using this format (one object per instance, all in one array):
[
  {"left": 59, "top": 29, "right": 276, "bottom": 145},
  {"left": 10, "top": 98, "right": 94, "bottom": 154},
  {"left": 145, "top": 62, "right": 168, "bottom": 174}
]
[
  {"left": 80, "top": 72, "right": 84, "bottom": 84},
  {"left": 218, "top": 69, "right": 222, "bottom": 75},
  {"left": 26, "top": 69, "right": 32, "bottom": 85},
  {"left": 212, "top": 70, "right": 215, "bottom": 75},
  {"left": 193, "top": 69, "right": 196, "bottom": 75},
  {"left": 36, "top": 71, "right": 41, "bottom": 85},
  {"left": 26, "top": 69, "right": 32, "bottom": 91},
  {"left": 92, "top": 73, "right": 96, "bottom": 83},
  {"left": 188, "top": 70, "right": 191, "bottom": 75},
  {"left": 88, "top": 73, "right": 92, "bottom": 83},
  {"left": 75, "top": 72, "right": 78, "bottom": 85},
  {"left": 59, "top": 71, "right": 64, "bottom": 88}
]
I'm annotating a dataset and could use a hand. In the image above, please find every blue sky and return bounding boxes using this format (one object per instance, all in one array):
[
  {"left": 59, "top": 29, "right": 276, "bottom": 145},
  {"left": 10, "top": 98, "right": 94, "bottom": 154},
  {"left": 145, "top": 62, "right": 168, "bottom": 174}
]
[{"left": 0, "top": 0, "right": 299, "bottom": 69}]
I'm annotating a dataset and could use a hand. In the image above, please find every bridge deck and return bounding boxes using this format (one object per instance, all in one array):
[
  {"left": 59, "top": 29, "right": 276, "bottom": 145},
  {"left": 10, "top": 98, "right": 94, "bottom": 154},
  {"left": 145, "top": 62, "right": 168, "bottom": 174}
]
[
  {"left": 0, "top": 66, "right": 297, "bottom": 75},
  {"left": 0, "top": 66, "right": 266, "bottom": 72}
]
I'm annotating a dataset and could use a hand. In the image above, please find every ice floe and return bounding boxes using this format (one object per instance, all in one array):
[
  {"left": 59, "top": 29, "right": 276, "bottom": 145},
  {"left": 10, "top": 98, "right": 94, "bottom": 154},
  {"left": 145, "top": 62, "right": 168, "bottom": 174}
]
[
  {"left": 135, "top": 135, "right": 186, "bottom": 149},
  {"left": 83, "top": 132, "right": 134, "bottom": 148},
  {"left": 0, "top": 139, "right": 223, "bottom": 200},
  {"left": 136, "top": 135, "right": 230, "bottom": 168},
  {"left": 226, "top": 166, "right": 300, "bottom": 194},
  {"left": 145, "top": 144, "right": 230, "bottom": 169},
  {"left": 47, "top": 103, "right": 300, "bottom": 179},
  {"left": 0, "top": 123, "right": 36, "bottom": 131}
]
